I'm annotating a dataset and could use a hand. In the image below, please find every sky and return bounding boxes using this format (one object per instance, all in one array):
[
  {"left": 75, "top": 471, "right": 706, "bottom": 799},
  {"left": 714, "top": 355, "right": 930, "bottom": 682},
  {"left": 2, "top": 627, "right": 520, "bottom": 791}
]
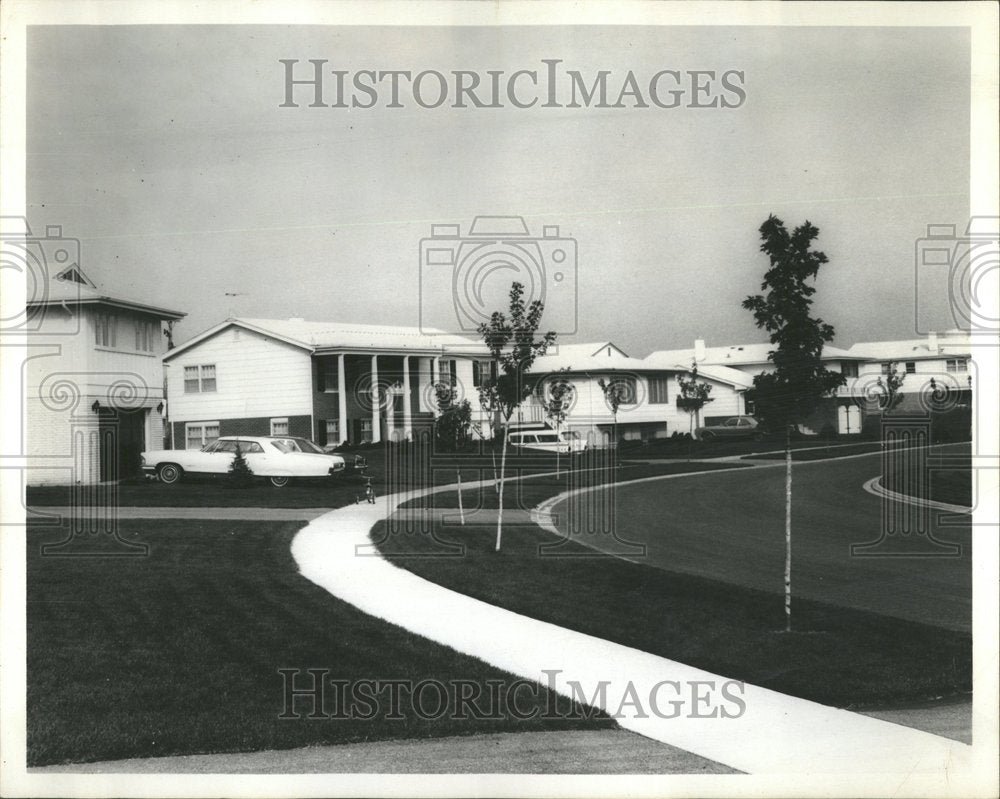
[{"left": 27, "top": 24, "right": 969, "bottom": 353}]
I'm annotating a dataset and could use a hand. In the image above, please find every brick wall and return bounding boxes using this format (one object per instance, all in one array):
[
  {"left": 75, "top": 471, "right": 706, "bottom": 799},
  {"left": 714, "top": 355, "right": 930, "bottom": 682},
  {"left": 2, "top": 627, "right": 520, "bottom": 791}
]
[{"left": 172, "top": 415, "right": 312, "bottom": 448}]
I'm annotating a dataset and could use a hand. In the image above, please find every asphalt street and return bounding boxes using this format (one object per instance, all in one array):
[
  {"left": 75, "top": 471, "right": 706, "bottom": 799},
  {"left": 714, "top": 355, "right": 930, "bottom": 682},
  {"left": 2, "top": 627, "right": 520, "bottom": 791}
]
[{"left": 551, "top": 448, "right": 971, "bottom": 632}]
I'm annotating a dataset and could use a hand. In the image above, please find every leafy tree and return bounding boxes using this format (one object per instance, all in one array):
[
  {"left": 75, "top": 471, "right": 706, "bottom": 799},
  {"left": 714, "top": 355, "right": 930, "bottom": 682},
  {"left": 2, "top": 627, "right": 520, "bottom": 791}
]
[
  {"left": 742, "top": 215, "right": 846, "bottom": 631},
  {"left": 226, "top": 443, "right": 254, "bottom": 489},
  {"left": 876, "top": 362, "right": 906, "bottom": 414},
  {"left": 477, "top": 282, "right": 556, "bottom": 552},
  {"left": 433, "top": 380, "right": 473, "bottom": 452},
  {"left": 676, "top": 362, "right": 714, "bottom": 461},
  {"left": 543, "top": 375, "right": 574, "bottom": 476},
  {"left": 676, "top": 362, "right": 714, "bottom": 433},
  {"left": 597, "top": 377, "right": 629, "bottom": 459}
]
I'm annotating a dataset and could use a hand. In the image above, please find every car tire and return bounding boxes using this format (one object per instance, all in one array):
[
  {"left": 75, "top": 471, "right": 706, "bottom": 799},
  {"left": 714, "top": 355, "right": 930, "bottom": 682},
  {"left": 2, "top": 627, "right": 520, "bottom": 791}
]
[
  {"left": 700, "top": 431, "right": 715, "bottom": 442},
  {"left": 269, "top": 476, "right": 291, "bottom": 488},
  {"left": 157, "top": 463, "right": 183, "bottom": 484}
]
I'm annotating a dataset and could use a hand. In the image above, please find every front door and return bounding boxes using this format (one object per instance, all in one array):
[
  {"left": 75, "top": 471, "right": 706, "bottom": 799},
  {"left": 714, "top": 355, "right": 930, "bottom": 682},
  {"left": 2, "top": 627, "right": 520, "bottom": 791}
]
[{"left": 99, "top": 409, "right": 146, "bottom": 481}]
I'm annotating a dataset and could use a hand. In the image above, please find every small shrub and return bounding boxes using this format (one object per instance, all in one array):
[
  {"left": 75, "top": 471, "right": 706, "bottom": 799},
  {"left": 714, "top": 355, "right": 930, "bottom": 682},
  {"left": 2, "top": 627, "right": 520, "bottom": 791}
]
[{"left": 226, "top": 444, "right": 254, "bottom": 489}]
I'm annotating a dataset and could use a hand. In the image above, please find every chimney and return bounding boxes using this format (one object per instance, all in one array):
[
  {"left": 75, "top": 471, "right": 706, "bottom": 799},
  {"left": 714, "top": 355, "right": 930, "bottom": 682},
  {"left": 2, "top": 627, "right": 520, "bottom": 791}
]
[
  {"left": 927, "top": 330, "right": 938, "bottom": 352},
  {"left": 694, "top": 338, "right": 706, "bottom": 362}
]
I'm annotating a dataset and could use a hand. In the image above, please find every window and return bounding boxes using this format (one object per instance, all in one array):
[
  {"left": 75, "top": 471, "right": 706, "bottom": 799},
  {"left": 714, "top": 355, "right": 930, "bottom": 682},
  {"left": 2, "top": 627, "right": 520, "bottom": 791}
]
[
  {"left": 611, "top": 376, "right": 638, "bottom": 405},
  {"left": 134, "top": 319, "right": 157, "bottom": 353},
  {"left": 94, "top": 311, "right": 117, "bottom": 348},
  {"left": 648, "top": 376, "right": 670, "bottom": 404},
  {"left": 317, "top": 358, "right": 339, "bottom": 393},
  {"left": 841, "top": 361, "right": 859, "bottom": 378},
  {"left": 324, "top": 419, "right": 339, "bottom": 445},
  {"left": 946, "top": 359, "right": 968, "bottom": 373},
  {"left": 184, "top": 364, "right": 217, "bottom": 393},
  {"left": 185, "top": 422, "right": 220, "bottom": 449},
  {"left": 200, "top": 364, "right": 217, "bottom": 392},
  {"left": 880, "top": 363, "right": 892, "bottom": 376},
  {"left": 472, "top": 360, "right": 495, "bottom": 388},
  {"left": 437, "top": 359, "right": 457, "bottom": 384},
  {"left": 271, "top": 418, "right": 289, "bottom": 436},
  {"left": 905, "top": 361, "right": 916, "bottom": 374},
  {"left": 361, "top": 419, "right": 373, "bottom": 435},
  {"left": 184, "top": 366, "right": 200, "bottom": 393}
]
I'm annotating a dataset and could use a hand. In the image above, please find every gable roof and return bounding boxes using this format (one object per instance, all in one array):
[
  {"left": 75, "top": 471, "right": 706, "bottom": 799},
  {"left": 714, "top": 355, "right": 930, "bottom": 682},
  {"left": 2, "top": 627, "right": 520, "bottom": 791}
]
[
  {"left": 647, "top": 341, "right": 865, "bottom": 367},
  {"left": 638, "top": 353, "right": 757, "bottom": 390},
  {"left": 55, "top": 265, "right": 96, "bottom": 288},
  {"left": 163, "top": 317, "right": 487, "bottom": 361},
  {"left": 28, "top": 268, "right": 185, "bottom": 320},
  {"left": 845, "top": 331, "right": 971, "bottom": 361},
  {"left": 529, "top": 341, "right": 649, "bottom": 374}
]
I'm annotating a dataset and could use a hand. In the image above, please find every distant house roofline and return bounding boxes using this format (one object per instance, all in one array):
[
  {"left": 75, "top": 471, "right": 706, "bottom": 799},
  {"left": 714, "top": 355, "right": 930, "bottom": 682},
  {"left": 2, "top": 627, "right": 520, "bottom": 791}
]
[
  {"left": 163, "top": 317, "right": 489, "bottom": 362},
  {"left": 28, "top": 295, "right": 185, "bottom": 321}
]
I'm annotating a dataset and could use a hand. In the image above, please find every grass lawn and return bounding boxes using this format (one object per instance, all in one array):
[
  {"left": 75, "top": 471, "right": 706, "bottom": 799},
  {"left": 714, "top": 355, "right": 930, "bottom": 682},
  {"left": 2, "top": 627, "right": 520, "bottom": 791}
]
[
  {"left": 374, "top": 505, "right": 971, "bottom": 709},
  {"left": 27, "top": 519, "right": 608, "bottom": 767},
  {"left": 741, "top": 441, "right": 887, "bottom": 461},
  {"left": 397, "top": 459, "right": 750, "bottom": 514},
  {"left": 620, "top": 434, "right": 866, "bottom": 460},
  {"left": 26, "top": 475, "right": 368, "bottom": 509},
  {"left": 879, "top": 443, "right": 972, "bottom": 507},
  {"left": 26, "top": 445, "right": 744, "bottom": 509}
]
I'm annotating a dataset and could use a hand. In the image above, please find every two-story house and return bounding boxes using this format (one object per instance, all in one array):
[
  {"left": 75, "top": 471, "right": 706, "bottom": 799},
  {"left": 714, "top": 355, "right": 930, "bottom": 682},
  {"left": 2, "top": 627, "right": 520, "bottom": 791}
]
[
  {"left": 162, "top": 317, "right": 491, "bottom": 449},
  {"left": 646, "top": 332, "right": 972, "bottom": 435},
  {"left": 845, "top": 330, "right": 973, "bottom": 415},
  {"left": 26, "top": 265, "right": 185, "bottom": 485},
  {"left": 520, "top": 342, "right": 755, "bottom": 443}
]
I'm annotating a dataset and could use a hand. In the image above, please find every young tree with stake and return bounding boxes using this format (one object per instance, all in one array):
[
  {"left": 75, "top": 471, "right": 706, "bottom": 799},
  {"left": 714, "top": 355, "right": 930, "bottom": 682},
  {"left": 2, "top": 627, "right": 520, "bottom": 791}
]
[
  {"left": 876, "top": 362, "right": 906, "bottom": 414},
  {"left": 544, "top": 375, "right": 574, "bottom": 477},
  {"left": 477, "top": 282, "right": 556, "bottom": 552},
  {"left": 597, "top": 376, "right": 629, "bottom": 464},
  {"left": 676, "top": 362, "right": 714, "bottom": 460},
  {"left": 742, "top": 215, "right": 845, "bottom": 632}
]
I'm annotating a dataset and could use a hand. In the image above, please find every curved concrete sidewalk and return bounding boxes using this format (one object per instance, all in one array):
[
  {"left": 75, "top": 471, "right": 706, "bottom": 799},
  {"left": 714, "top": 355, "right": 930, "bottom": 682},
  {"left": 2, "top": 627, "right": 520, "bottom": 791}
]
[
  {"left": 291, "top": 473, "right": 971, "bottom": 779},
  {"left": 861, "top": 477, "right": 973, "bottom": 515}
]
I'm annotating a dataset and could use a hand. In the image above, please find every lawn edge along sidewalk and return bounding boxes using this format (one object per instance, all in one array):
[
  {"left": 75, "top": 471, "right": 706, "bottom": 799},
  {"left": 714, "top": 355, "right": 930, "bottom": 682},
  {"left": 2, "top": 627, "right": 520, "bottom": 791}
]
[{"left": 291, "top": 469, "right": 971, "bottom": 779}]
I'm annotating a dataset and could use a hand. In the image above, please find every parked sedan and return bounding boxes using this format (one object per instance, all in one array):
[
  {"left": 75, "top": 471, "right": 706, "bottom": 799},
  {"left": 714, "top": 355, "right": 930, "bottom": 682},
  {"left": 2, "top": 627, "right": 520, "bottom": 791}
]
[
  {"left": 142, "top": 435, "right": 346, "bottom": 487},
  {"left": 694, "top": 415, "right": 763, "bottom": 442}
]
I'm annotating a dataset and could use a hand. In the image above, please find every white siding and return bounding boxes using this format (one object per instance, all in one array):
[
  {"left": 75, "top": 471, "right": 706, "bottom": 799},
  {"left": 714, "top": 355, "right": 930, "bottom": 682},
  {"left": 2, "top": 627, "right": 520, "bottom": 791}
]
[
  {"left": 525, "top": 372, "right": 745, "bottom": 436},
  {"left": 26, "top": 306, "right": 170, "bottom": 485},
  {"left": 166, "top": 327, "right": 313, "bottom": 421}
]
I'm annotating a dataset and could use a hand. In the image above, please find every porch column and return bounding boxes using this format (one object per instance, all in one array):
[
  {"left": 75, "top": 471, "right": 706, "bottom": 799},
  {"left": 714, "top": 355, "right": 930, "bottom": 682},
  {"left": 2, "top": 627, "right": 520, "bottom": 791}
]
[
  {"left": 402, "top": 355, "right": 412, "bottom": 440},
  {"left": 370, "top": 354, "right": 381, "bottom": 443},
  {"left": 337, "top": 354, "right": 348, "bottom": 445},
  {"left": 431, "top": 356, "right": 441, "bottom": 417}
]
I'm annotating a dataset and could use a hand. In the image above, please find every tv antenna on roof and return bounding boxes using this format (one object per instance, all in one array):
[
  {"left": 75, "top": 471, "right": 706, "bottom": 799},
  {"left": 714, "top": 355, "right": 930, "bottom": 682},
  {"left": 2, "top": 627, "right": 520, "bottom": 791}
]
[{"left": 225, "top": 292, "right": 246, "bottom": 318}]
